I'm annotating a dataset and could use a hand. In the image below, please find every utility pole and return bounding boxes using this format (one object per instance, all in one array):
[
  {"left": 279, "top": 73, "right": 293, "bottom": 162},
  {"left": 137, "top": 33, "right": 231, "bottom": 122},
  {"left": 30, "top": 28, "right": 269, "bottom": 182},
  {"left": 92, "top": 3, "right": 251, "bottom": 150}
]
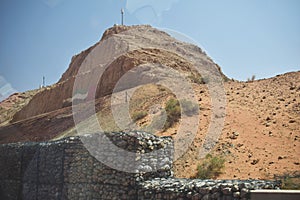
[
  {"left": 43, "top": 76, "right": 45, "bottom": 87},
  {"left": 121, "top": 8, "right": 124, "bottom": 25}
]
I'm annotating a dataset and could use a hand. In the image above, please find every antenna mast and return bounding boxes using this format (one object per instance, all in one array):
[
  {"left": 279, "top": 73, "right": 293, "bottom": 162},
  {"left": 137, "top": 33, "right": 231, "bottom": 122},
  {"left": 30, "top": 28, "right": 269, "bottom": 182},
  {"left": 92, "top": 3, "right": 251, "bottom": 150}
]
[
  {"left": 121, "top": 8, "right": 124, "bottom": 25},
  {"left": 43, "top": 76, "right": 45, "bottom": 87}
]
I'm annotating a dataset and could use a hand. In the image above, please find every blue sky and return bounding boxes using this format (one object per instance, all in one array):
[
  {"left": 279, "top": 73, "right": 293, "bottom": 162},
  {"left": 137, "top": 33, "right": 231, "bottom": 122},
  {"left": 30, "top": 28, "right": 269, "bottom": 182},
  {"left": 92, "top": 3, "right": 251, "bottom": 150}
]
[{"left": 0, "top": 0, "right": 299, "bottom": 97}]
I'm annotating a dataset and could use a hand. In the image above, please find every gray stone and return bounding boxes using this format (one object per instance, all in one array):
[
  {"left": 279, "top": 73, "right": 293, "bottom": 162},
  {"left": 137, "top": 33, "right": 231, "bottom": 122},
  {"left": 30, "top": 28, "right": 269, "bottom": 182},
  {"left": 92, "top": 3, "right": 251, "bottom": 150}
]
[
  {"left": 233, "top": 191, "right": 240, "bottom": 198},
  {"left": 0, "top": 131, "right": 279, "bottom": 200}
]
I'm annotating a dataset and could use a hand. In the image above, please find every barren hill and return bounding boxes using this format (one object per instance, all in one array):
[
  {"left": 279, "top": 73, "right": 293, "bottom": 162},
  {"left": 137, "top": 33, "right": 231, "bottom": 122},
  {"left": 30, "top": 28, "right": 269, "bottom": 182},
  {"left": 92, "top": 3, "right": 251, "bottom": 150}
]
[
  {"left": 11, "top": 25, "right": 225, "bottom": 123},
  {"left": 0, "top": 25, "right": 299, "bottom": 180}
]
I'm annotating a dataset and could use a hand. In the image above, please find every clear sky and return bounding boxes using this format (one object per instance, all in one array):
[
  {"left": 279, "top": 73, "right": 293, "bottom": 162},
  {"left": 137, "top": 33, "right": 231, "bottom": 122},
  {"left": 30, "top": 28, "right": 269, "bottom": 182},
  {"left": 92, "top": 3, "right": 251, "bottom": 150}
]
[{"left": 0, "top": 0, "right": 299, "bottom": 98}]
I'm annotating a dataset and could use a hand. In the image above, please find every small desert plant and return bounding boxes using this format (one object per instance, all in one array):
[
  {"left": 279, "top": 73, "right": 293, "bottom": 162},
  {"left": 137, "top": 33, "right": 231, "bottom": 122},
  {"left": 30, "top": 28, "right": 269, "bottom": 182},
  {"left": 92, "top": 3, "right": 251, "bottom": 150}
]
[
  {"left": 163, "top": 98, "right": 199, "bottom": 130},
  {"left": 188, "top": 74, "right": 205, "bottom": 84},
  {"left": 132, "top": 111, "right": 147, "bottom": 122},
  {"left": 223, "top": 76, "right": 231, "bottom": 82},
  {"left": 196, "top": 154, "right": 225, "bottom": 179},
  {"left": 275, "top": 172, "right": 300, "bottom": 190},
  {"left": 164, "top": 98, "right": 181, "bottom": 130},
  {"left": 247, "top": 75, "right": 256, "bottom": 82}
]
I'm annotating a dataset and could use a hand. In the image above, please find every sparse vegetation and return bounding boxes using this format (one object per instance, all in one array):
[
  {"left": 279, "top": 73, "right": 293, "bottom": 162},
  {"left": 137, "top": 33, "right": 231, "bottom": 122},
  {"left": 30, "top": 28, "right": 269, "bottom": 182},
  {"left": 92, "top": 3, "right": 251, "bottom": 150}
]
[
  {"left": 195, "top": 154, "right": 225, "bottom": 179},
  {"left": 275, "top": 172, "right": 300, "bottom": 190},
  {"left": 132, "top": 111, "right": 147, "bottom": 122},
  {"left": 247, "top": 75, "right": 256, "bottom": 82},
  {"left": 163, "top": 98, "right": 199, "bottom": 130},
  {"left": 188, "top": 73, "right": 205, "bottom": 84},
  {"left": 223, "top": 76, "right": 231, "bottom": 82},
  {"left": 164, "top": 98, "right": 181, "bottom": 130}
]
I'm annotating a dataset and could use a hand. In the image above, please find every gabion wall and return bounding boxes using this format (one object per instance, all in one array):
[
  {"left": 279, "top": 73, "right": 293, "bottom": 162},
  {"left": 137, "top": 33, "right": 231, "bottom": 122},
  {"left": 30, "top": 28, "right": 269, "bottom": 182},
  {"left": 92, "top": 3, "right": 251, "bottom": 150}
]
[{"left": 0, "top": 131, "right": 279, "bottom": 200}]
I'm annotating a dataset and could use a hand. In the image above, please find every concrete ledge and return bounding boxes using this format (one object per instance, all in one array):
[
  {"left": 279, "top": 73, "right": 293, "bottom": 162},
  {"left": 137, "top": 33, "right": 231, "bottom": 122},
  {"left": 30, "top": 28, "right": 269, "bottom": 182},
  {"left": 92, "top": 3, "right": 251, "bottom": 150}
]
[{"left": 250, "top": 189, "right": 300, "bottom": 200}]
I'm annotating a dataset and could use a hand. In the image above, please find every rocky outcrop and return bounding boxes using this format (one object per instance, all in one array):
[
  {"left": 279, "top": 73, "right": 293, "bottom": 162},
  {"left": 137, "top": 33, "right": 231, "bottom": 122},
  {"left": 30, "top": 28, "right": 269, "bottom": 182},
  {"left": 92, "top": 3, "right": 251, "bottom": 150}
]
[
  {"left": 0, "top": 89, "right": 40, "bottom": 126},
  {"left": 12, "top": 25, "right": 226, "bottom": 123}
]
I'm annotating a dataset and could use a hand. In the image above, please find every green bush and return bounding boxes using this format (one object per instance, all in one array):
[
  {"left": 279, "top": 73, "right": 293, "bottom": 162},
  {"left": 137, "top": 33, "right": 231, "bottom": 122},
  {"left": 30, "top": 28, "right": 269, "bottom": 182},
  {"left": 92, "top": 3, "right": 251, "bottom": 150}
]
[
  {"left": 164, "top": 98, "right": 181, "bottom": 130},
  {"left": 188, "top": 74, "right": 205, "bottom": 84},
  {"left": 196, "top": 154, "right": 225, "bottom": 179},
  {"left": 132, "top": 111, "right": 147, "bottom": 122},
  {"left": 275, "top": 173, "right": 300, "bottom": 190},
  {"left": 163, "top": 98, "right": 199, "bottom": 130}
]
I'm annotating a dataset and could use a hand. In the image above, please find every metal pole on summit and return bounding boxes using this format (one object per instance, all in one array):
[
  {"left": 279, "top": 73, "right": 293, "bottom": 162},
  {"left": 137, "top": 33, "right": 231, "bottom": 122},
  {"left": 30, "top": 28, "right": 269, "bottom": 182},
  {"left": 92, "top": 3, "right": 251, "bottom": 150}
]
[{"left": 121, "top": 8, "right": 124, "bottom": 25}]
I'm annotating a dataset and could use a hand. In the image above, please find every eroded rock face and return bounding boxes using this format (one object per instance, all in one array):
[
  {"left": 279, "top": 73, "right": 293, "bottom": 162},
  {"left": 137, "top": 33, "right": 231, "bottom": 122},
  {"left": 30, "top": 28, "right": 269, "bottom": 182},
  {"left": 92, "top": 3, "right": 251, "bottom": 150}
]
[
  {"left": 12, "top": 25, "right": 224, "bottom": 122},
  {"left": 0, "top": 90, "right": 40, "bottom": 125}
]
